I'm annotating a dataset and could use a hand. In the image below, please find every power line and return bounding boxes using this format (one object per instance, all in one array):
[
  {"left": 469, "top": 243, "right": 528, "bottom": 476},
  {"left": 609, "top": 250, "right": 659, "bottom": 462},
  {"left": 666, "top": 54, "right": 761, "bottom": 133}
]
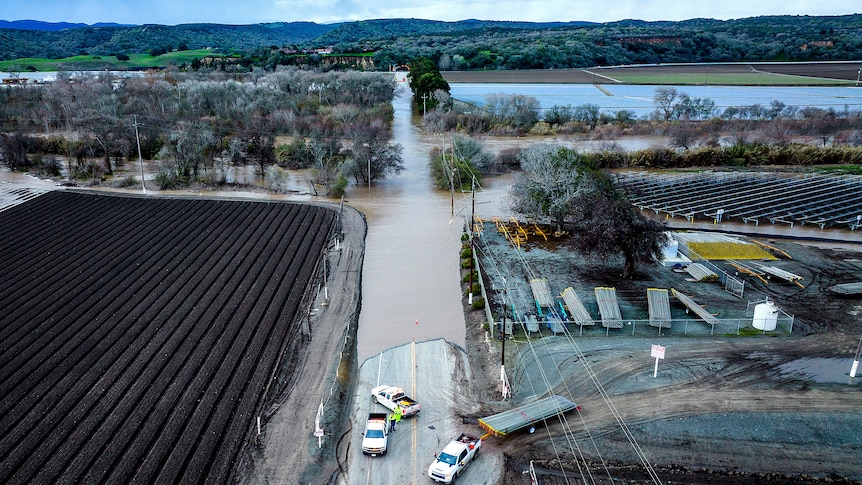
[{"left": 470, "top": 212, "right": 664, "bottom": 484}]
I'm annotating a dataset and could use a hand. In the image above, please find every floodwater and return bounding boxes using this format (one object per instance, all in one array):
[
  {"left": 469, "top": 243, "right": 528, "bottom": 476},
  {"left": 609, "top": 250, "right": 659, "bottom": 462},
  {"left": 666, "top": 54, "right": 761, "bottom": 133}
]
[
  {"left": 449, "top": 83, "right": 862, "bottom": 118},
  {"left": 344, "top": 86, "right": 669, "bottom": 363},
  {"left": 350, "top": 86, "right": 468, "bottom": 363}
]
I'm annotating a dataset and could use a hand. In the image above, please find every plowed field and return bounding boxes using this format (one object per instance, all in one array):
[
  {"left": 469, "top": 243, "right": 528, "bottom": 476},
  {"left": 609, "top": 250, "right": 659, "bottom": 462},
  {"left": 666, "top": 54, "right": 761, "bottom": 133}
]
[
  {"left": 442, "top": 61, "right": 862, "bottom": 84},
  {"left": 0, "top": 191, "right": 336, "bottom": 483}
]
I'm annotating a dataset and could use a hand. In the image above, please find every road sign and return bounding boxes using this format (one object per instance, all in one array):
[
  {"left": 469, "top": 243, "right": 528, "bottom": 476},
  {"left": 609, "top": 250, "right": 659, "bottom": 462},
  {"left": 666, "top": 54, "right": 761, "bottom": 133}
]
[{"left": 651, "top": 344, "right": 666, "bottom": 378}]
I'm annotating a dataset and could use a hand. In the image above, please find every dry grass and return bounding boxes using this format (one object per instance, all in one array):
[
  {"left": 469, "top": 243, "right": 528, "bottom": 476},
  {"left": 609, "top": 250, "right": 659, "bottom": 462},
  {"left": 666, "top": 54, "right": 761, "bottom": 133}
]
[{"left": 686, "top": 241, "right": 777, "bottom": 260}]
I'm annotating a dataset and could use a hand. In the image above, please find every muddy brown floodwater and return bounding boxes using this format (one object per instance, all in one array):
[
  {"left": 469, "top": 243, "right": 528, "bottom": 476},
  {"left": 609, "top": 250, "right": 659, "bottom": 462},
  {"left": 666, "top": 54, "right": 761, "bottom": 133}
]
[{"left": 349, "top": 85, "right": 468, "bottom": 364}]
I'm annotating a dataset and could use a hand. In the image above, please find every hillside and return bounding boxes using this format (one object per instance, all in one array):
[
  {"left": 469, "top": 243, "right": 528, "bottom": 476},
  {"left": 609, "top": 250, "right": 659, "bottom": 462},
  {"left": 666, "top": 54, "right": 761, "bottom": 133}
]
[{"left": 1, "top": 15, "right": 862, "bottom": 71}]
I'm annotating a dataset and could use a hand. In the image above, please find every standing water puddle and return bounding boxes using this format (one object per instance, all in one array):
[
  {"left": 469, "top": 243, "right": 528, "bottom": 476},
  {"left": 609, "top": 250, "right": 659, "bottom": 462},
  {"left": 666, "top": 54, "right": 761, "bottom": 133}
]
[{"left": 777, "top": 357, "right": 860, "bottom": 384}]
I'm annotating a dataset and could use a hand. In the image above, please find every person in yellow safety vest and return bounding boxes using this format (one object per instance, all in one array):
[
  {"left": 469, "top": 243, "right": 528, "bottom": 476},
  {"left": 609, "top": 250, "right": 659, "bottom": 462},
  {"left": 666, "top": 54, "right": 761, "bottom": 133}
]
[{"left": 389, "top": 406, "right": 403, "bottom": 431}]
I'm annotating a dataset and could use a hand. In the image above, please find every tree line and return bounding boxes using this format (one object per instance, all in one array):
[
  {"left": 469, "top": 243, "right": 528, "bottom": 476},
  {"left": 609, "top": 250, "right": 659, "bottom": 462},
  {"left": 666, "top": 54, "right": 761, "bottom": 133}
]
[
  {"left": 3, "top": 15, "right": 862, "bottom": 72},
  {"left": 0, "top": 68, "right": 404, "bottom": 195},
  {"left": 419, "top": 81, "right": 862, "bottom": 150}
]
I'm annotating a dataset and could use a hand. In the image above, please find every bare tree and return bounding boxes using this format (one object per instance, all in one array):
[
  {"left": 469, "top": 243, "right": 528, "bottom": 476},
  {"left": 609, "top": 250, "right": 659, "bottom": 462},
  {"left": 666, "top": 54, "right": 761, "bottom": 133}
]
[
  {"left": 508, "top": 144, "right": 593, "bottom": 232},
  {"left": 308, "top": 136, "right": 344, "bottom": 194},
  {"left": 653, "top": 87, "right": 679, "bottom": 120},
  {"left": 167, "top": 120, "right": 217, "bottom": 179},
  {"left": 509, "top": 144, "right": 666, "bottom": 278},
  {"left": 0, "top": 133, "right": 30, "bottom": 170},
  {"left": 669, "top": 122, "right": 700, "bottom": 150},
  {"left": 345, "top": 120, "right": 403, "bottom": 185},
  {"left": 574, "top": 103, "right": 601, "bottom": 130}
]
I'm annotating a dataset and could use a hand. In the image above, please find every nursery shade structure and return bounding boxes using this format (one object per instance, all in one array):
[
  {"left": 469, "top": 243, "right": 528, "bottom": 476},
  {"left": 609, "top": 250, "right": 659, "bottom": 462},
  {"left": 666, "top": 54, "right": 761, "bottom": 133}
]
[{"left": 478, "top": 395, "right": 578, "bottom": 437}]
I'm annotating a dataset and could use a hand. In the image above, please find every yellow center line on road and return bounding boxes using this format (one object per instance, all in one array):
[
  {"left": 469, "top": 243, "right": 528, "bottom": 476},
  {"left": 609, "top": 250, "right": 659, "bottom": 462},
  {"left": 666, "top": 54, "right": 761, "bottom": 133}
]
[{"left": 411, "top": 340, "right": 417, "bottom": 484}]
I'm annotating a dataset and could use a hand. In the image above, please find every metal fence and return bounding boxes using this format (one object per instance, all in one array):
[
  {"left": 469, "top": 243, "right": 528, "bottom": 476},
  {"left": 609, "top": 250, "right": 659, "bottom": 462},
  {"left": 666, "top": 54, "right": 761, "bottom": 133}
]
[{"left": 494, "top": 315, "right": 793, "bottom": 338}]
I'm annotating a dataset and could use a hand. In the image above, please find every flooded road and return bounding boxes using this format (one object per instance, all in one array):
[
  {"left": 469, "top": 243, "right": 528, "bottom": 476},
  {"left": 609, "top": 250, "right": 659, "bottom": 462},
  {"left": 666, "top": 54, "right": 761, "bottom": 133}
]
[
  {"left": 342, "top": 88, "right": 670, "bottom": 363},
  {"left": 349, "top": 86, "right": 467, "bottom": 364}
]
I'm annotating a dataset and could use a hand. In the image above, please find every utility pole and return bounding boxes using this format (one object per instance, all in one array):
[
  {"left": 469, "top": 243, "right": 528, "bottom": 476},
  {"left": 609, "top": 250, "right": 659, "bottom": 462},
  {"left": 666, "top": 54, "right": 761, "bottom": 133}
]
[
  {"left": 851, "top": 332, "right": 862, "bottom": 378},
  {"left": 450, "top": 168, "right": 455, "bottom": 219},
  {"left": 468, "top": 176, "right": 476, "bottom": 306},
  {"left": 501, "top": 302, "right": 506, "bottom": 366},
  {"left": 364, "top": 142, "right": 371, "bottom": 191},
  {"left": 471, "top": 176, "right": 476, "bottom": 234},
  {"left": 421, "top": 92, "right": 427, "bottom": 116},
  {"left": 134, "top": 115, "right": 146, "bottom": 194},
  {"left": 500, "top": 301, "right": 512, "bottom": 399},
  {"left": 468, "top": 236, "right": 474, "bottom": 306}
]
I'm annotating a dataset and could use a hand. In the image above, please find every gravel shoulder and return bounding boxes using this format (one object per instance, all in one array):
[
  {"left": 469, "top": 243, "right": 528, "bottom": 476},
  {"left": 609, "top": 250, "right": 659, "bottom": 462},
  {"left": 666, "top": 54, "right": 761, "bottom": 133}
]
[{"left": 238, "top": 203, "right": 366, "bottom": 485}]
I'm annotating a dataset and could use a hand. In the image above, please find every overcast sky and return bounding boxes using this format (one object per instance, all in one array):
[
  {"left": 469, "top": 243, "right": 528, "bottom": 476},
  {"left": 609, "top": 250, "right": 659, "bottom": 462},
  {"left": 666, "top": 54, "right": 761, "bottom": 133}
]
[{"left": 2, "top": 0, "right": 859, "bottom": 26}]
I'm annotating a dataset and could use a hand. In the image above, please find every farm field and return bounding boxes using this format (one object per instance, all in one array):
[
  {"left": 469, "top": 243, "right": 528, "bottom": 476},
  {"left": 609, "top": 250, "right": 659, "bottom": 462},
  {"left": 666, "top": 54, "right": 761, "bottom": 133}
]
[
  {"left": 0, "top": 49, "right": 223, "bottom": 72},
  {"left": 0, "top": 191, "right": 336, "bottom": 483},
  {"left": 442, "top": 61, "right": 861, "bottom": 85}
]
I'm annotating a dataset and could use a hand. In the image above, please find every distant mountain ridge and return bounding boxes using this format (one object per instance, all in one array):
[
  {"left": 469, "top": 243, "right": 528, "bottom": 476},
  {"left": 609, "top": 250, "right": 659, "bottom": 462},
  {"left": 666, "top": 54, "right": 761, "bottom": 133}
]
[
  {"left": 1, "top": 15, "right": 861, "bottom": 69},
  {"left": 0, "top": 17, "right": 599, "bottom": 59},
  {"left": 0, "top": 19, "right": 131, "bottom": 31}
]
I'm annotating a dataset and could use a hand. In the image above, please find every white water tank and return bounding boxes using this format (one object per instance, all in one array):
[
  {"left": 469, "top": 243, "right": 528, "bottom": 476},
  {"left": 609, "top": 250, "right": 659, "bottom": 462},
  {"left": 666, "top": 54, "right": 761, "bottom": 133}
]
[
  {"left": 752, "top": 301, "right": 779, "bottom": 331},
  {"left": 662, "top": 234, "right": 679, "bottom": 259}
]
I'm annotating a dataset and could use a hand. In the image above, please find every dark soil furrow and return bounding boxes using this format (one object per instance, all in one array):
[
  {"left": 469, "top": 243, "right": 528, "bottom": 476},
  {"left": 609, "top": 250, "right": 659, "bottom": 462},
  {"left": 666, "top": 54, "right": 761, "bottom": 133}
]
[
  {"left": 0, "top": 195, "right": 188, "bottom": 372},
  {"left": 182, "top": 208, "right": 334, "bottom": 482},
  {"left": 0, "top": 197, "right": 213, "bottom": 422},
  {"left": 99, "top": 204, "right": 307, "bottom": 483},
  {"left": 0, "top": 198, "right": 254, "bottom": 482},
  {"left": 0, "top": 192, "right": 146, "bottom": 305},
  {"left": 24, "top": 200, "right": 260, "bottom": 484},
  {"left": 131, "top": 205, "right": 311, "bottom": 483},
  {"left": 63, "top": 199, "right": 280, "bottom": 480},
  {"left": 0, "top": 192, "right": 334, "bottom": 484}
]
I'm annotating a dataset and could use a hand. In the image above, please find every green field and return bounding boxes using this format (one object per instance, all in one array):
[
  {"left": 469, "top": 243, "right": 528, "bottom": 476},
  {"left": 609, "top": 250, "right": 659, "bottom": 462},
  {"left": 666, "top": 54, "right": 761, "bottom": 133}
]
[{"left": 0, "top": 49, "right": 224, "bottom": 72}]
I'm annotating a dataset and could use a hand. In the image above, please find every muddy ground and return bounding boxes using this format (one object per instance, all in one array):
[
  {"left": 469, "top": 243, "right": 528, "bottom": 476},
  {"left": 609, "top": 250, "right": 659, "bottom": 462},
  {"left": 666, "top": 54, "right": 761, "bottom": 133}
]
[{"left": 463, "top": 223, "right": 862, "bottom": 484}]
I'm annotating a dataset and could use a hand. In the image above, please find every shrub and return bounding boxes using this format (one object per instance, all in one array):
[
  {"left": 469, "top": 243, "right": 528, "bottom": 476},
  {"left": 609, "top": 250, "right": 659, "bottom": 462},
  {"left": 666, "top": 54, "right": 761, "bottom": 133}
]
[
  {"left": 328, "top": 174, "right": 348, "bottom": 198},
  {"left": 154, "top": 170, "right": 189, "bottom": 190},
  {"left": 117, "top": 176, "right": 140, "bottom": 188},
  {"left": 265, "top": 165, "right": 290, "bottom": 193},
  {"left": 471, "top": 297, "right": 485, "bottom": 310}
]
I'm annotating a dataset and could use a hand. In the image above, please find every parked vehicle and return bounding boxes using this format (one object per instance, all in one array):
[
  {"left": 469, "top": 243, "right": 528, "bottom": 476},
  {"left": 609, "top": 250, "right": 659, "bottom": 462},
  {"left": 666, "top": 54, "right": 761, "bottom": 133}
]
[
  {"left": 361, "top": 412, "right": 390, "bottom": 456},
  {"left": 427, "top": 433, "right": 481, "bottom": 483},
  {"left": 370, "top": 385, "right": 420, "bottom": 417}
]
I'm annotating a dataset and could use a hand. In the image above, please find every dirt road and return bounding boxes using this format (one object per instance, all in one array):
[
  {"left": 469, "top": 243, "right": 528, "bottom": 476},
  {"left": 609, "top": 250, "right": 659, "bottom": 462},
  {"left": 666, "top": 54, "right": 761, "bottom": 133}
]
[{"left": 240, "top": 204, "right": 366, "bottom": 485}]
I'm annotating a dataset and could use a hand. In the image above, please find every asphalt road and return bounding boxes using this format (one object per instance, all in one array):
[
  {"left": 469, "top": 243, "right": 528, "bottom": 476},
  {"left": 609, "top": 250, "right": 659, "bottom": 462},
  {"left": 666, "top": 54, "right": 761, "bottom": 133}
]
[{"left": 347, "top": 339, "right": 504, "bottom": 485}]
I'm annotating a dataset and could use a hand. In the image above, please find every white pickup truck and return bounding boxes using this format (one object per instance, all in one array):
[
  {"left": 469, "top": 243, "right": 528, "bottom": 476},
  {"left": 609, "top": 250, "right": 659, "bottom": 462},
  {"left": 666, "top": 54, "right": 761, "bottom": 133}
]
[
  {"left": 370, "top": 385, "right": 420, "bottom": 417},
  {"left": 361, "top": 412, "right": 390, "bottom": 456},
  {"left": 427, "top": 433, "right": 481, "bottom": 483}
]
